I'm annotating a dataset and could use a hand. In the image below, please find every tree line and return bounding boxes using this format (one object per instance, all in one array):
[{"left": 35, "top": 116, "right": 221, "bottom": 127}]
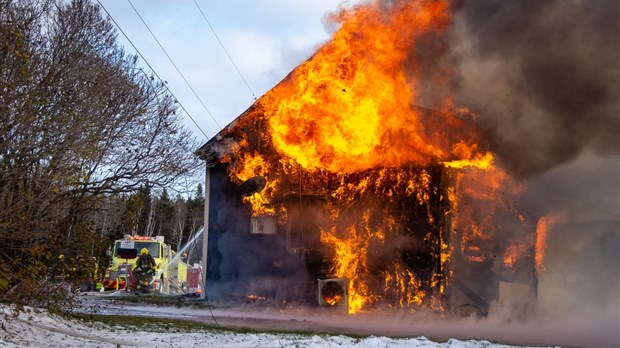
[
  {"left": 99, "top": 185, "right": 205, "bottom": 264},
  {"left": 0, "top": 0, "right": 204, "bottom": 307}
]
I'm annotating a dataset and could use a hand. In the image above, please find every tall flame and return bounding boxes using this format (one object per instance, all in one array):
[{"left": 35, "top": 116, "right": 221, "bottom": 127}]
[
  {"left": 320, "top": 210, "right": 433, "bottom": 314},
  {"left": 320, "top": 210, "right": 381, "bottom": 314},
  {"left": 261, "top": 0, "right": 479, "bottom": 174},
  {"left": 216, "top": 0, "right": 540, "bottom": 314},
  {"left": 535, "top": 212, "right": 566, "bottom": 272}
]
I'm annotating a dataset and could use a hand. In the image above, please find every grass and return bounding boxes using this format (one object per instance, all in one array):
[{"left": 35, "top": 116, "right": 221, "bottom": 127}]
[
  {"left": 69, "top": 312, "right": 326, "bottom": 338},
  {"left": 71, "top": 312, "right": 224, "bottom": 333},
  {"left": 99, "top": 292, "right": 191, "bottom": 307},
  {"left": 67, "top": 292, "right": 365, "bottom": 338},
  {"left": 101, "top": 291, "right": 265, "bottom": 309}
]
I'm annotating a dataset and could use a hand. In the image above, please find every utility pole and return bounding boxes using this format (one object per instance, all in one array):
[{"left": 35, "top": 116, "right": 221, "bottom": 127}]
[{"left": 200, "top": 167, "right": 211, "bottom": 300}]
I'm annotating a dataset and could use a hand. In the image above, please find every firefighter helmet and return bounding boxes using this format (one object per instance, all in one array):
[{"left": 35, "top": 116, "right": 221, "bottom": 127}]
[{"left": 141, "top": 248, "right": 149, "bottom": 255}]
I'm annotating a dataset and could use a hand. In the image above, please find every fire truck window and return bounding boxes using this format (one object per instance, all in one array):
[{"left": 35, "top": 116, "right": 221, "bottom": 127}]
[
  {"left": 135, "top": 243, "right": 160, "bottom": 258},
  {"left": 113, "top": 242, "right": 160, "bottom": 258}
]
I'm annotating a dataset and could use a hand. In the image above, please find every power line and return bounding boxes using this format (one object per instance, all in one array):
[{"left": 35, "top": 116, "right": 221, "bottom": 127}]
[
  {"left": 95, "top": 0, "right": 210, "bottom": 140},
  {"left": 192, "top": 0, "right": 257, "bottom": 101},
  {"left": 126, "top": 0, "right": 223, "bottom": 130}
]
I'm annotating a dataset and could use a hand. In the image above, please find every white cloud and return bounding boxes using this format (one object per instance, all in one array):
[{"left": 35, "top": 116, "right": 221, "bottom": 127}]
[{"left": 97, "top": 0, "right": 372, "bottom": 139}]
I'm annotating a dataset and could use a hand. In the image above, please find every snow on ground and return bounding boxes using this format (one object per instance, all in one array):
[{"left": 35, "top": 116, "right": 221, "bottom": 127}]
[{"left": 1, "top": 304, "right": 529, "bottom": 348}]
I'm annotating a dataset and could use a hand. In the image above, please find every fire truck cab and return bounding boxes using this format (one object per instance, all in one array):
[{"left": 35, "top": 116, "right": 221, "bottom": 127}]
[{"left": 102, "top": 235, "right": 191, "bottom": 294}]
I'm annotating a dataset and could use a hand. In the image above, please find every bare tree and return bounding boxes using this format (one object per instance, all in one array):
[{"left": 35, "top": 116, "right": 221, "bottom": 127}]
[
  {"left": 145, "top": 197, "right": 158, "bottom": 237},
  {"left": 0, "top": 0, "right": 201, "bottom": 306},
  {"left": 185, "top": 185, "right": 204, "bottom": 264},
  {"left": 172, "top": 196, "right": 187, "bottom": 253}
]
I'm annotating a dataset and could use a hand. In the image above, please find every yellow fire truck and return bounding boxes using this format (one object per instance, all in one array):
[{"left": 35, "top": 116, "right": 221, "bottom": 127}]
[{"left": 102, "top": 235, "right": 191, "bottom": 294}]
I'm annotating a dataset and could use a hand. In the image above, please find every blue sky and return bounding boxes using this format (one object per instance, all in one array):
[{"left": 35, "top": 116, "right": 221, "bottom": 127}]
[{"left": 98, "top": 0, "right": 362, "bottom": 143}]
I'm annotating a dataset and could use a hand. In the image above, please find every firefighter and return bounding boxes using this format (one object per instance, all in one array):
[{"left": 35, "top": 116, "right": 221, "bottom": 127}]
[
  {"left": 74, "top": 255, "right": 97, "bottom": 291},
  {"left": 136, "top": 248, "right": 156, "bottom": 270},
  {"left": 52, "top": 254, "right": 68, "bottom": 282},
  {"left": 133, "top": 248, "right": 156, "bottom": 291}
]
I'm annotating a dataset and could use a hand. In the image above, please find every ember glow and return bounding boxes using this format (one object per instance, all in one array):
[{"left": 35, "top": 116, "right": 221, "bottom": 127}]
[
  {"left": 504, "top": 242, "right": 528, "bottom": 268},
  {"left": 246, "top": 294, "right": 268, "bottom": 302}
]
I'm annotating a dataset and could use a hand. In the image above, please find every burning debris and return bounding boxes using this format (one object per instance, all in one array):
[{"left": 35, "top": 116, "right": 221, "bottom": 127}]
[{"left": 196, "top": 0, "right": 568, "bottom": 315}]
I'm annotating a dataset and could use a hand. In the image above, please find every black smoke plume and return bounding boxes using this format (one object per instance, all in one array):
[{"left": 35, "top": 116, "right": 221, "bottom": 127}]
[{"left": 448, "top": 0, "right": 620, "bottom": 178}]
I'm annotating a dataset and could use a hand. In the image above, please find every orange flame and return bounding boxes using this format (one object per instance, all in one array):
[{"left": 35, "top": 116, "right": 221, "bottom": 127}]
[
  {"left": 259, "top": 0, "right": 492, "bottom": 313},
  {"left": 216, "top": 0, "right": 538, "bottom": 314},
  {"left": 535, "top": 212, "right": 566, "bottom": 272},
  {"left": 229, "top": 152, "right": 282, "bottom": 216},
  {"left": 261, "top": 0, "right": 484, "bottom": 174},
  {"left": 383, "top": 263, "right": 426, "bottom": 308},
  {"left": 323, "top": 293, "right": 343, "bottom": 306},
  {"left": 504, "top": 242, "right": 528, "bottom": 268},
  {"left": 320, "top": 210, "right": 381, "bottom": 314},
  {"left": 448, "top": 164, "right": 527, "bottom": 265},
  {"left": 320, "top": 207, "right": 437, "bottom": 314}
]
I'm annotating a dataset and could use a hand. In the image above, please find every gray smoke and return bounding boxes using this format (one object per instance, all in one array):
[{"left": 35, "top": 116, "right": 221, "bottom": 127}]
[
  {"left": 448, "top": 0, "right": 620, "bottom": 178},
  {"left": 201, "top": 3, "right": 620, "bottom": 346},
  {"left": 441, "top": 2, "right": 620, "bottom": 345}
]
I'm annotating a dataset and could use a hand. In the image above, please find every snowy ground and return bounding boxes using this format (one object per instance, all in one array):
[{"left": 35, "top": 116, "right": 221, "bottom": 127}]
[
  {"left": 1, "top": 303, "right": 532, "bottom": 348},
  {"left": 2, "top": 291, "right": 618, "bottom": 348}
]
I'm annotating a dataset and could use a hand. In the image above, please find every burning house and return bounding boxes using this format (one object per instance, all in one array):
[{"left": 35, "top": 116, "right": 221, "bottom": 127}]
[{"left": 196, "top": 0, "right": 541, "bottom": 315}]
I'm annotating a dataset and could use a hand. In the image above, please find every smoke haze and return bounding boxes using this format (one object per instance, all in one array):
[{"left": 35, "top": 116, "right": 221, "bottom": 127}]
[
  {"left": 444, "top": 1, "right": 620, "bottom": 346},
  {"left": 201, "top": 2, "right": 619, "bottom": 347},
  {"left": 393, "top": 0, "right": 620, "bottom": 345},
  {"left": 448, "top": 0, "right": 620, "bottom": 178}
]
